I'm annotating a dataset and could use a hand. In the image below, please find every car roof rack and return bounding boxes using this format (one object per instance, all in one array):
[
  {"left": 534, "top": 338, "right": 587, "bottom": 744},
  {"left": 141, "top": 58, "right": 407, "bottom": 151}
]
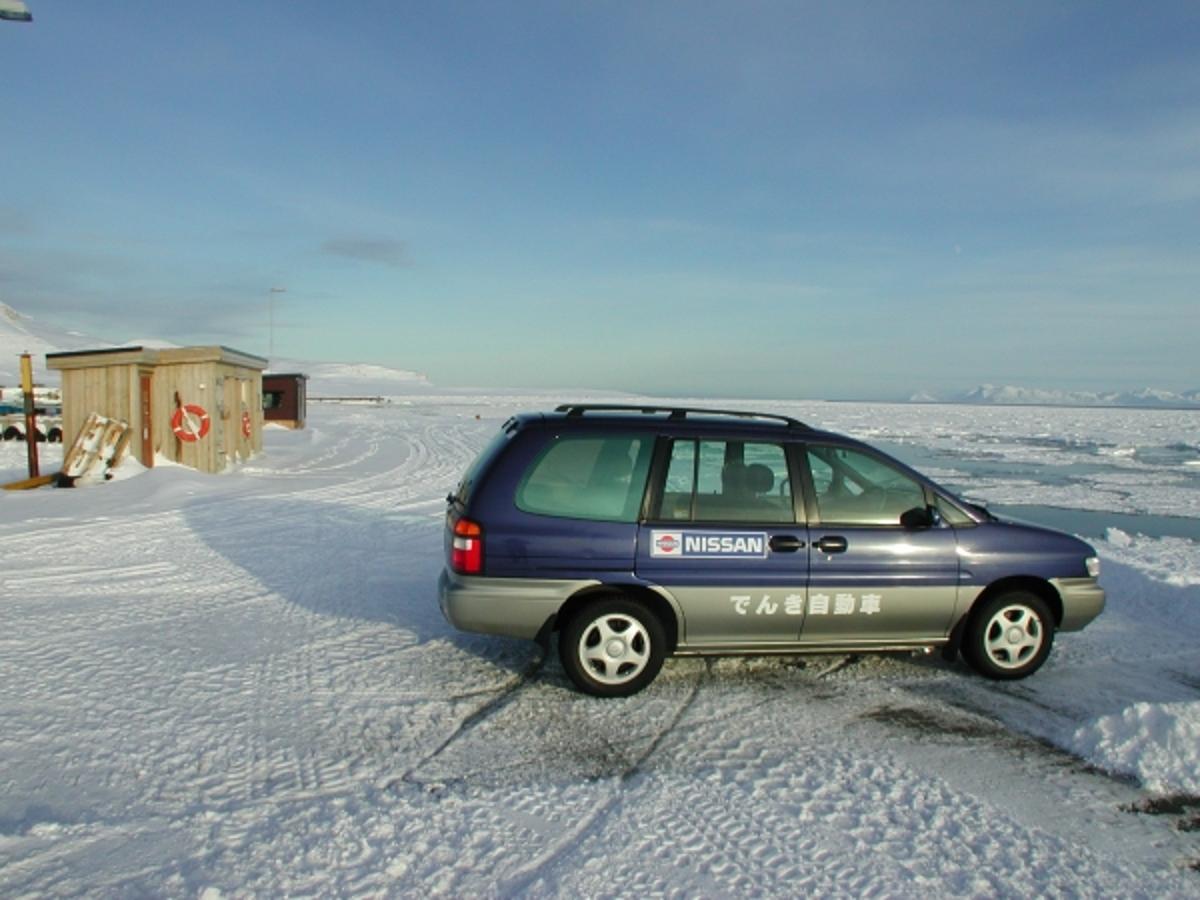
[{"left": 553, "top": 404, "right": 810, "bottom": 430}]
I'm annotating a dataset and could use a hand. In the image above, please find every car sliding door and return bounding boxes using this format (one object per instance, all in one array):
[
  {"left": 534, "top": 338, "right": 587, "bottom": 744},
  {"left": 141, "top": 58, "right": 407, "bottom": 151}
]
[{"left": 636, "top": 437, "right": 809, "bottom": 646}]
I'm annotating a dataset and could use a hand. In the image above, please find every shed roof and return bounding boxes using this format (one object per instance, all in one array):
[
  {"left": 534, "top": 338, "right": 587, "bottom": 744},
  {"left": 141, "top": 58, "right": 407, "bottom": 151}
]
[{"left": 46, "top": 345, "right": 268, "bottom": 371}]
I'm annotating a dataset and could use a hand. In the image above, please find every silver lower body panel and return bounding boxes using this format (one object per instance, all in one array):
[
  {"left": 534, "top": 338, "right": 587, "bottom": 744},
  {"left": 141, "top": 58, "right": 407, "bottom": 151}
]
[
  {"left": 438, "top": 569, "right": 598, "bottom": 640},
  {"left": 1051, "top": 577, "right": 1106, "bottom": 631}
]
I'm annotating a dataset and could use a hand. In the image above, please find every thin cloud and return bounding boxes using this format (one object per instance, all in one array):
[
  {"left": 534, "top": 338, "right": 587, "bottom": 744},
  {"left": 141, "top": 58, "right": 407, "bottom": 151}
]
[
  {"left": 321, "top": 238, "right": 408, "bottom": 268},
  {"left": 0, "top": 207, "right": 34, "bottom": 236}
]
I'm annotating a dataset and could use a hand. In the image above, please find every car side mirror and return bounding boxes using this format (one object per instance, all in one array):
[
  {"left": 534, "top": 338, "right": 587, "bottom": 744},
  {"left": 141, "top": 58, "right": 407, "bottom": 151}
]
[{"left": 900, "top": 506, "right": 936, "bottom": 530}]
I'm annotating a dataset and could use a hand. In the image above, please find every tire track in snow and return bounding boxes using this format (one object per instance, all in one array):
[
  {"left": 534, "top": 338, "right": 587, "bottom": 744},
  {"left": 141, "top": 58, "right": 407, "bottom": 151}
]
[
  {"left": 775, "top": 655, "right": 1200, "bottom": 877},
  {"left": 0, "top": 403, "right": 543, "bottom": 896},
  {"left": 377, "top": 648, "right": 550, "bottom": 793},
  {"left": 0, "top": 410, "right": 483, "bottom": 552},
  {"left": 0, "top": 409, "right": 484, "bottom": 864},
  {"left": 493, "top": 661, "right": 711, "bottom": 896}
]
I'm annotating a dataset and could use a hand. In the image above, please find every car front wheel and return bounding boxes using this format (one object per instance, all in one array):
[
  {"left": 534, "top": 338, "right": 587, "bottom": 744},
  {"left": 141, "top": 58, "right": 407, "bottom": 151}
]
[
  {"left": 559, "top": 596, "right": 666, "bottom": 697},
  {"left": 963, "top": 590, "right": 1055, "bottom": 680}
]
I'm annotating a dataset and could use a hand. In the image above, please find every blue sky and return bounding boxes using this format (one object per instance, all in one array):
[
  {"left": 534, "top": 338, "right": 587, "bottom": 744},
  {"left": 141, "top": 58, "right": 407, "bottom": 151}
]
[{"left": 2, "top": 2, "right": 1198, "bottom": 399}]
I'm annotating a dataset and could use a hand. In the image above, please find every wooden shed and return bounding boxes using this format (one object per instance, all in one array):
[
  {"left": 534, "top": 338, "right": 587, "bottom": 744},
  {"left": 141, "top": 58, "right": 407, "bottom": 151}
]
[
  {"left": 262, "top": 373, "right": 308, "bottom": 429},
  {"left": 46, "top": 345, "right": 267, "bottom": 474}
]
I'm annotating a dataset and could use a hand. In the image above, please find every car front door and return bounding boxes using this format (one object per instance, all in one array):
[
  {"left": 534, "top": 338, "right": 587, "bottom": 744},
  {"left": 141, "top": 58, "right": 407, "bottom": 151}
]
[
  {"left": 636, "top": 437, "right": 809, "bottom": 646},
  {"left": 799, "top": 444, "right": 960, "bottom": 644}
]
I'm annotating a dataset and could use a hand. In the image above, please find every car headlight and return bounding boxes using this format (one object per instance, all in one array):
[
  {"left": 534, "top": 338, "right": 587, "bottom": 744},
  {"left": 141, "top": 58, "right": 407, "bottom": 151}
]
[{"left": 1086, "top": 556, "right": 1101, "bottom": 578}]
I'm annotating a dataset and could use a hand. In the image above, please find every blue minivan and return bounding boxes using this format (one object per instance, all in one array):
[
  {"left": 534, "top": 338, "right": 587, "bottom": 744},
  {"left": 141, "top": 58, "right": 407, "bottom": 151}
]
[{"left": 439, "top": 405, "right": 1105, "bottom": 696}]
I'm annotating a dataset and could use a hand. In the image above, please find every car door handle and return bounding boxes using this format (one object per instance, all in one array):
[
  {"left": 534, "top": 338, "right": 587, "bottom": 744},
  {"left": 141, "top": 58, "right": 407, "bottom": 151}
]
[
  {"left": 815, "top": 535, "right": 848, "bottom": 554},
  {"left": 769, "top": 535, "right": 805, "bottom": 553}
]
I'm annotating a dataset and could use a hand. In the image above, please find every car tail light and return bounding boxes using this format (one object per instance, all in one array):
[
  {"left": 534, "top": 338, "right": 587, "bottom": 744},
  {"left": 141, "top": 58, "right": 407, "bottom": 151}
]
[{"left": 451, "top": 517, "right": 483, "bottom": 575}]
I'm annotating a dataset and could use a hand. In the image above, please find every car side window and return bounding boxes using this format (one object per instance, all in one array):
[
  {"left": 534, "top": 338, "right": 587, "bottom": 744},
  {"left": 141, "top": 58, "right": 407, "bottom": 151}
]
[
  {"left": 659, "top": 439, "right": 696, "bottom": 519},
  {"left": 934, "top": 493, "right": 975, "bottom": 526},
  {"left": 516, "top": 435, "right": 653, "bottom": 522},
  {"left": 805, "top": 445, "right": 926, "bottom": 526},
  {"left": 656, "top": 439, "right": 793, "bottom": 523}
]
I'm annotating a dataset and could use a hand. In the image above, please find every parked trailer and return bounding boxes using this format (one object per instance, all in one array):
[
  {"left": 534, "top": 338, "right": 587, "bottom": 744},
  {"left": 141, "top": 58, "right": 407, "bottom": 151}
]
[
  {"left": 0, "top": 388, "right": 64, "bottom": 442},
  {"left": 0, "top": 413, "right": 63, "bottom": 442}
]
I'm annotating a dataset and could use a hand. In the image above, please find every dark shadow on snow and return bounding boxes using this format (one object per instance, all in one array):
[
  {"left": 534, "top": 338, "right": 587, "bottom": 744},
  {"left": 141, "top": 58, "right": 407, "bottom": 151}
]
[{"left": 182, "top": 493, "right": 536, "bottom": 675}]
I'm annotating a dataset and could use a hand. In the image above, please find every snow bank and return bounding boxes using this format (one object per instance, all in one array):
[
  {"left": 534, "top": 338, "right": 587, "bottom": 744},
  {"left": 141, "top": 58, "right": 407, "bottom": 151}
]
[
  {"left": 1070, "top": 703, "right": 1200, "bottom": 794},
  {"left": 1053, "top": 530, "right": 1200, "bottom": 795},
  {"left": 1102, "top": 527, "right": 1200, "bottom": 587}
]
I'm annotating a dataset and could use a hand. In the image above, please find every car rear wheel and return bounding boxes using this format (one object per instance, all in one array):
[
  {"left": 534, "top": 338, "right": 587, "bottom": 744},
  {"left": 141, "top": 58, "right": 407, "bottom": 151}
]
[
  {"left": 963, "top": 590, "right": 1054, "bottom": 680},
  {"left": 560, "top": 596, "right": 666, "bottom": 697}
]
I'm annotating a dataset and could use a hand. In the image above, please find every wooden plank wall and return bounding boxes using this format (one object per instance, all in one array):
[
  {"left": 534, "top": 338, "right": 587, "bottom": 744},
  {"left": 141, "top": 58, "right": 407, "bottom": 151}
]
[
  {"left": 148, "top": 362, "right": 263, "bottom": 472},
  {"left": 153, "top": 361, "right": 221, "bottom": 471},
  {"left": 59, "top": 364, "right": 139, "bottom": 457},
  {"left": 216, "top": 365, "right": 263, "bottom": 464}
]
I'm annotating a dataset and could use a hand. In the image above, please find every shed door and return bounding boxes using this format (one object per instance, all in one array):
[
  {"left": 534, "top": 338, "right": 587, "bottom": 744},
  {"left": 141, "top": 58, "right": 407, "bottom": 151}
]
[
  {"left": 214, "top": 376, "right": 227, "bottom": 466},
  {"left": 139, "top": 373, "right": 153, "bottom": 466},
  {"left": 241, "top": 378, "right": 252, "bottom": 458}
]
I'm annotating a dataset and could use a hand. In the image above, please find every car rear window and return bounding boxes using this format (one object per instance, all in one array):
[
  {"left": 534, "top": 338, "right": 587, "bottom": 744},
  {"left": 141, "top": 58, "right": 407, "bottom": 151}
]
[
  {"left": 455, "top": 427, "right": 514, "bottom": 505},
  {"left": 516, "top": 434, "right": 653, "bottom": 522}
]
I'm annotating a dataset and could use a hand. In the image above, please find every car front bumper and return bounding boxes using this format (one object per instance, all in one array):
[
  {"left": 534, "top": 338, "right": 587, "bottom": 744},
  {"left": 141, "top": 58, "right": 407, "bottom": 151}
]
[{"left": 1051, "top": 577, "right": 1106, "bottom": 631}]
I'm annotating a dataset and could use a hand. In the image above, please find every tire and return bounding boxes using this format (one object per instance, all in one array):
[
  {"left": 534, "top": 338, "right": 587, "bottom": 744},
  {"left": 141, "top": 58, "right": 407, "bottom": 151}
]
[
  {"left": 963, "top": 590, "right": 1054, "bottom": 680},
  {"left": 559, "top": 596, "right": 666, "bottom": 697},
  {"left": 2, "top": 426, "right": 21, "bottom": 441}
]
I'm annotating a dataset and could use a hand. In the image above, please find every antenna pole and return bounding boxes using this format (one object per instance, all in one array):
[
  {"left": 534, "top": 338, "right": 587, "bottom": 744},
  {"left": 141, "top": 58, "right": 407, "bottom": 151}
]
[{"left": 268, "top": 287, "right": 286, "bottom": 358}]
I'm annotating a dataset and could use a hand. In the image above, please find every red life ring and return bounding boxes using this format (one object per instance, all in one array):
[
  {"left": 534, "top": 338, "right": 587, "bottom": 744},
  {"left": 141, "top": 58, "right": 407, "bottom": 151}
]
[
  {"left": 241, "top": 410, "right": 252, "bottom": 438},
  {"left": 171, "top": 404, "right": 211, "bottom": 441}
]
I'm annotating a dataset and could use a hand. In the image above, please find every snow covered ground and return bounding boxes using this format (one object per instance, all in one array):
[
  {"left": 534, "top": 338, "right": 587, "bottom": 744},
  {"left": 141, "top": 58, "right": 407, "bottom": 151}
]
[{"left": 2, "top": 396, "right": 1199, "bottom": 897}]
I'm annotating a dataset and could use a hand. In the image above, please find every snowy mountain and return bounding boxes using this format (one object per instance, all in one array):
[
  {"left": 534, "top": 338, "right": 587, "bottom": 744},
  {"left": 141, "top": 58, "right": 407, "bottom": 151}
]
[
  {"left": 907, "top": 390, "right": 941, "bottom": 404},
  {"left": 0, "top": 302, "right": 433, "bottom": 396},
  {"left": 264, "top": 358, "right": 433, "bottom": 398},
  {"left": 914, "top": 383, "right": 1200, "bottom": 409},
  {"left": 0, "top": 302, "right": 115, "bottom": 386}
]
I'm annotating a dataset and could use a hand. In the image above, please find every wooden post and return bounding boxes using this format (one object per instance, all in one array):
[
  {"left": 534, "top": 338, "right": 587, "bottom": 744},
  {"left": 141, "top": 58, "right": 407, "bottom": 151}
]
[{"left": 20, "top": 352, "right": 39, "bottom": 478}]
